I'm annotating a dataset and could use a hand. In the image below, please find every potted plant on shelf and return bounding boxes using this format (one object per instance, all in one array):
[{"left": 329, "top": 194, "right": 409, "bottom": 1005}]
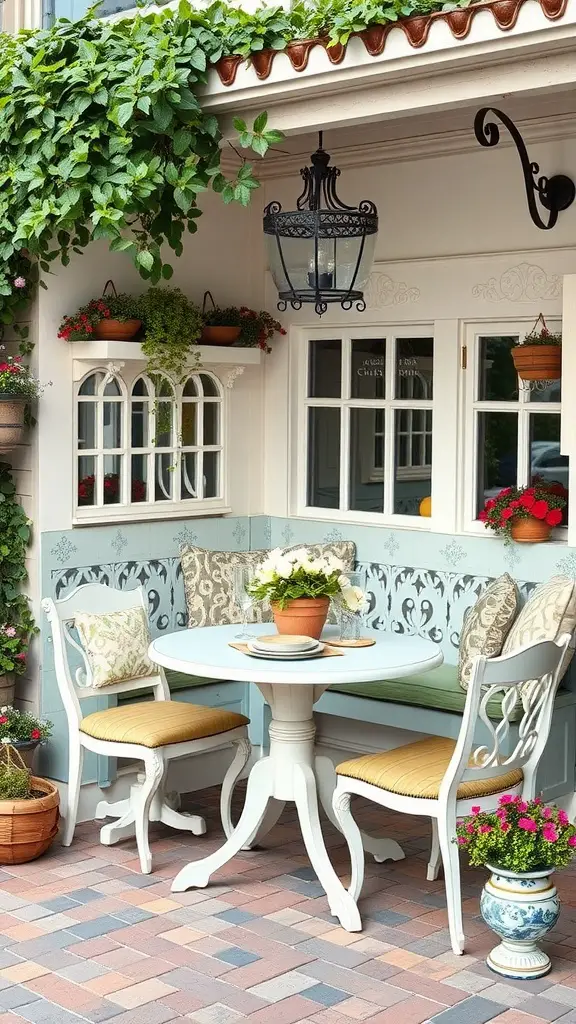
[
  {"left": 201, "top": 293, "right": 242, "bottom": 345},
  {"left": 237, "top": 307, "right": 286, "bottom": 352},
  {"left": 58, "top": 285, "right": 142, "bottom": 342},
  {"left": 0, "top": 743, "right": 59, "bottom": 864},
  {"left": 511, "top": 314, "right": 562, "bottom": 382},
  {"left": 479, "top": 481, "right": 567, "bottom": 543},
  {"left": 249, "top": 547, "right": 366, "bottom": 639},
  {"left": 0, "top": 707, "right": 52, "bottom": 770},
  {"left": 0, "top": 355, "right": 46, "bottom": 453},
  {"left": 456, "top": 795, "right": 576, "bottom": 979},
  {"left": 140, "top": 287, "right": 203, "bottom": 380}
]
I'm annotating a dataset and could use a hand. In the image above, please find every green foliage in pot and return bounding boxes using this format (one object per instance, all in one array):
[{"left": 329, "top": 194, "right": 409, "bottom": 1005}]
[
  {"left": 0, "top": 4, "right": 282, "bottom": 345},
  {"left": 0, "top": 707, "right": 52, "bottom": 745},
  {"left": 140, "top": 287, "right": 203, "bottom": 380},
  {"left": 0, "top": 465, "right": 36, "bottom": 678},
  {"left": 456, "top": 795, "right": 576, "bottom": 872},
  {"left": 211, "top": 1, "right": 292, "bottom": 56},
  {"left": 0, "top": 746, "right": 31, "bottom": 801}
]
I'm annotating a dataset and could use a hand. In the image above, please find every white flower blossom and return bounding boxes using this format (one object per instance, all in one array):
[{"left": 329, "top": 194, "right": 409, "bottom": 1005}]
[
  {"left": 340, "top": 584, "right": 368, "bottom": 613},
  {"left": 1, "top": 737, "right": 12, "bottom": 745}
]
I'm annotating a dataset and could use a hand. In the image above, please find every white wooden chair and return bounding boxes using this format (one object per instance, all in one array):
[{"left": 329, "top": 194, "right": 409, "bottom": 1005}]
[
  {"left": 42, "top": 583, "right": 251, "bottom": 873},
  {"left": 332, "top": 635, "right": 572, "bottom": 955}
]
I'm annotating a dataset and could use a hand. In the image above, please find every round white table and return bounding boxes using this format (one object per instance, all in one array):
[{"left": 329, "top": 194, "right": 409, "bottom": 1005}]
[{"left": 150, "top": 624, "right": 443, "bottom": 931}]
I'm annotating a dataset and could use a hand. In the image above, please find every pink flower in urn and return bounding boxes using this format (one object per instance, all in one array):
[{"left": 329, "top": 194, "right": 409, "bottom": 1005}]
[
  {"left": 466, "top": 823, "right": 475, "bottom": 834},
  {"left": 517, "top": 800, "right": 528, "bottom": 813},
  {"left": 543, "top": 823, "right": 559, "bottom": 843},
  {"left": 13, "top": 277, "right": 26, "bottom": 289},
  {"left": 518, "top": 817, "right": 538, "bottom": 832},
  {"left": 471, "top": 806, "right": 481, "bottom": 815},
  {"left": 500, "top": 821, "right": 510, "bottom": 833}
]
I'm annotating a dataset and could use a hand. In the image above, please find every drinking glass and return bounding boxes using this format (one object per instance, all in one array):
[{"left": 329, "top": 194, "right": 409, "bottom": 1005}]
[
  {"left": 335, "top": 570, "right": 367, "bottom": 643},
  {"left": 233, "top": 566, "right": 256, "bottom": 640}
]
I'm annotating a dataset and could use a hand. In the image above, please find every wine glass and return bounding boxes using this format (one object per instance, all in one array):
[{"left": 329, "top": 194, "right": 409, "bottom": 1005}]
[
  {"left": 335, "top": 570, "right": 367, "bottom": 643},
  {"left": 233, "top": 567, "right": 256, "bottom": 640}
]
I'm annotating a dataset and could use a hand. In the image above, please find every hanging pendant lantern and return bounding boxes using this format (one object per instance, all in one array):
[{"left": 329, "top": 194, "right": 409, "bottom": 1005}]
[{"left": 263, "top": 132, "right": 378, "bottom": 317}]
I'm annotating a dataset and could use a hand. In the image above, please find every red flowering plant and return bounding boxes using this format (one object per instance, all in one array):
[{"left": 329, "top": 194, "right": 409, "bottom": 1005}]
[
  {"left": 479, "top": 481, "right": 567, "bottom": 538},
  {"left": 78, "top": 474, "right": 146, "bottom": 505},
  {"left": 58, "top": 293, "right": 141, "bottom": 342},
  {"left": 238, "top": 308, "right": 286, "bottom": 352},
  {"left": 0, "top": 354, "right": 46, "bottom": 399},
  {"left": 0, "top": 624, "right": 31, "bottom": 677},
  {"left": 455, "top": 795, "right": 576, "bottom": 871},
  {"left": 0, "top": 707, "right": 52, "bottom": 746}
]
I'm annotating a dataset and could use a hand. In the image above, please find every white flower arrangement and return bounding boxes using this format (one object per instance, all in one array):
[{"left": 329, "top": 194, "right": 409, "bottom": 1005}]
[{"left": 248, "top": 548, "right": 367, "bottom": 612}]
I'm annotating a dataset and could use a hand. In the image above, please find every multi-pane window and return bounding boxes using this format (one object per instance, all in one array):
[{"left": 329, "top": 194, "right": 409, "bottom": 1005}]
[
  {"left": 465, "top": 325, "right": 568, "bottom": 527},
  {"left": 76, "top": 369, "right": 224, "bottom": 520},
  {"left": 303, "top": 330, "right": 434, "bottom": 519}
]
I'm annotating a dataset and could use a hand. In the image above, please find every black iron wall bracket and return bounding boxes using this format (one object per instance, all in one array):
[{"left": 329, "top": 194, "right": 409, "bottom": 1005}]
[{"left": 474, "top": 107, "right": 575, "bottom": 230}]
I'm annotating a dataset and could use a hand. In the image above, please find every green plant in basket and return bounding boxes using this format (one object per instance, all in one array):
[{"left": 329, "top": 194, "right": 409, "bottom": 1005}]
[
  {"left": 248, "top": 547, "right": 366, "bottom": 610},
  {"left": 0, "top": 744, "right": 31, "bottom": 801},
  {"left": 456, "top": 796, "right": 576, "bottom": 872}
]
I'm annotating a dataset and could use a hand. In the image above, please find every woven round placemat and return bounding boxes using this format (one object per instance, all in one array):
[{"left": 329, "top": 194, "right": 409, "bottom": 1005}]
[{"left": 326, "top": 637, "right": 376, "bottom": 648}]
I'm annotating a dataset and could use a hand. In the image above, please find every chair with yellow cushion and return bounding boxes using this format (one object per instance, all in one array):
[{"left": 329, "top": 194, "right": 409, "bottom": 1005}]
[
  {"left": 332, "top": 635, "right": 571, "bottom": 955},
  {"left": 42, "top": 583, "right": 251, "bottom": 874}
]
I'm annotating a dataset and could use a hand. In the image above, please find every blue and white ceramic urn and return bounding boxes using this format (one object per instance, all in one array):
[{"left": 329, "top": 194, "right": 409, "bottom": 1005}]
[{"left": 480, "top": 864, "right": 559, "bottom": 979}]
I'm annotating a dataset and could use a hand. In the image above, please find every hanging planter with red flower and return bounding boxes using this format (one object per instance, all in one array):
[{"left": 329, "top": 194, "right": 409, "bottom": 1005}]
[
  {"left": 511, "top": 313, "right": 562, "bottom": 382},
  {"left": 479, "top": 481, "right": 567, "bottom": 543}
]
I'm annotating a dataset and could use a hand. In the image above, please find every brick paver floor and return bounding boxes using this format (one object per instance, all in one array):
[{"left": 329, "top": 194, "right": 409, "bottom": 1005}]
[{"left": 0, "top": 783, "right": 575, "bottom": 1024}]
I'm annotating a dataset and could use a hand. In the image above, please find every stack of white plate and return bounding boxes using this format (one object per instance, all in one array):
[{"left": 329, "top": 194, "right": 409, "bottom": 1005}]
[{"left": 246, "top": 635, "right": 324, "bottom": 660}]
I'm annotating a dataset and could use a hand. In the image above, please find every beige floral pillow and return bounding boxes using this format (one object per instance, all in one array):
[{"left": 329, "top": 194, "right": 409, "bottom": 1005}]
[
  {"left": 458, "top": 574, "right": 519, "bottom": 691},
  {"left": 180, "top": 542, "right": 356, "bottom": 628},
  {"left": 75, "top": 606, "right": 156, "bottom": 689},
  {"left": 502, "top": 575, "right": 576, "bottom": 694}
]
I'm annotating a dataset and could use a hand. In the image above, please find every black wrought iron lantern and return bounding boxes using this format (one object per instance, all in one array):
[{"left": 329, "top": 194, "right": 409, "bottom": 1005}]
[{"left": 263, "top": 133, "right": 378, "bottom": 316}]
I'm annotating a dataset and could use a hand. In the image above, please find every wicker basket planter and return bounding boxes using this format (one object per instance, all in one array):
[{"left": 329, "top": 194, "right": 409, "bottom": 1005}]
[
  {"left": 0, "top": 397, "right": 26, "bottom": 453},
  {"left": 0, "top": 777, "right": 59, "bottom": 864}
]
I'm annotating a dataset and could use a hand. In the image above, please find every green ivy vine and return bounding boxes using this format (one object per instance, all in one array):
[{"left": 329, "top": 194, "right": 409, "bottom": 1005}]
[
  {"left": 0, "top": 464, "right": 34, "bottom": 639},
  {"left": 0, "top": 1, "right": 282, "bottom": 343}
]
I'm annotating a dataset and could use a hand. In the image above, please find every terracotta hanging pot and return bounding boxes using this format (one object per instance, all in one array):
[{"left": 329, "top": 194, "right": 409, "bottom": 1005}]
[
  {"left": 271, "top": 597, "right": 330, "bottom": 640},
  {"left": 0, "top": 397, "right": 26, "bottom": 453},
  {"left": 358, "top": 25, "right": 389, "bottom": 55},
  {"left": 511, "top": 344, "right": 561, "bottom": 382},
  {"left": 94, "top": 319, "right": 142, "bottom": 341},
  {"left": 0, "top": 777, "right": 59, "bottom": 864},
  {"left": 511, "top": 518, "right": 551, "bottom": 543},
  {"left": 201, "top": 326, "right": 241, "bottom": 345},
  {"left": 402, "top": 15, "right": 432, "bottom": 46},
  {"left": 321, "top": 38, "right": 346, "bottom": 64},
  {"left": 443, "top": 7, "right": 475, "bottom": 38}
]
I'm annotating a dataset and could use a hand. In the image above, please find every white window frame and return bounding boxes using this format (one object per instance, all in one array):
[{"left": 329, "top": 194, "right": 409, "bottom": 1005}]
[
  {"left": 461, "top": 319, "right": 566, "bottom": 537},
  {"left": 294, "top": 323, "right": 454, "bottom": 530},
  {"left": 74, "top": 365, "right": 228, "bottom": 525}
]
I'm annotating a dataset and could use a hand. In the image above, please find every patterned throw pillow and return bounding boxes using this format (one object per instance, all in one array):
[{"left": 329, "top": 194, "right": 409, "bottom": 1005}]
[
  {"left": 458, "top": 574, "right": 519, "bottom": 691},
  {"left": 502, "top": 575, "right": 576, "bottom": 693},
  {"left": 180, "top": 542, "right": 356, "bottom": 628},
  {"left": 75, "top": 606, "right": 156, "bottom": 689}
]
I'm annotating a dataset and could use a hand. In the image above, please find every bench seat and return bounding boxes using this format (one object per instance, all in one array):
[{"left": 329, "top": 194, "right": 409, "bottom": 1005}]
[{"left": 329, "top": 664, "right": 576, "bottom": 722}]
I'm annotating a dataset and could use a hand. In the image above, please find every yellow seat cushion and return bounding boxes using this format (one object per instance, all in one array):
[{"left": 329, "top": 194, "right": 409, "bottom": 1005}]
[
  {"left": 80, "top": 701, "right": 248, "bottom": 748},
  {"left": 336, "top": 736, "right": 523, "bottom": 800}
]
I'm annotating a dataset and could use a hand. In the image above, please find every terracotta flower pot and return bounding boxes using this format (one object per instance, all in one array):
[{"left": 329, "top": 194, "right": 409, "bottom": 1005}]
[
  {"left": 271, "top": 597, "right": 330, "bottom": 640},
  {"left": 94, "top": 319, "right": 142, "bottom": 341},
  {"left": 286, "top": 40, "right": 317, "bottom": 72},
  {"left": 359, "top": 25, "right": 389, "bottom": 56},
  {"left": 511, "top": 518, "right": 552, "bottom": 543},
  {"left": 512, "top": 344, "right": 561, "bottom": 381},
  {"left": 320, "top": 38, "right": 346, "bottom": 64},
  {"left": 215, "top": 55, "right": 242, "bottom": 87},
  {"left": 0, "top": 397, "right": 26, "bottom": 453},
  {"left": 0, "top": 777, "right": 59, "bottom": 864},
  {"left": 201, "top": 326, "right": 241, "bottom": 345},
  {"left": 251, "top": 49, "right": 276, "bottom": 79}
]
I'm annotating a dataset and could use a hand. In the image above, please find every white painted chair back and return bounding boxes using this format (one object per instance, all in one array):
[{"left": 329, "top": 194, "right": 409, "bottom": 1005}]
[
  {"left": 439, "top": 634, "right": 572, "bottom": 805},
  {"left": 42, "top": 583, "right": 169, "bottom": 729}
]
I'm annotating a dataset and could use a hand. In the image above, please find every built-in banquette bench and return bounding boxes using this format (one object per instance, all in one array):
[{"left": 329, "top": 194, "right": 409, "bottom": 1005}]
[{"left": 120, "top": 558, "right": 576, "bottom": 805}]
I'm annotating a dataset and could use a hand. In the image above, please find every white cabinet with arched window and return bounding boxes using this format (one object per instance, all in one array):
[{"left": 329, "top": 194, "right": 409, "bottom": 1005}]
[{"left": 75, "top": 367, "right": 225, "bottom": 523}]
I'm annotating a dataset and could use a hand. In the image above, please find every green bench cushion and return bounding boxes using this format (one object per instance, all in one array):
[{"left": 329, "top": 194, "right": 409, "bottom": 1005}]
[
  {"left": 165, "top": 670, "right": 216, "bottom": 691},
  {"left": 329, "top": 665, "right": 576, "bottom": 722}
]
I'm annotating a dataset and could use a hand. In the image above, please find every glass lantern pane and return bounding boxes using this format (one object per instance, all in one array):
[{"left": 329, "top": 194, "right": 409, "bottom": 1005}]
[{"left": 267, "top": 231, "right": 376, "bottom": 298}]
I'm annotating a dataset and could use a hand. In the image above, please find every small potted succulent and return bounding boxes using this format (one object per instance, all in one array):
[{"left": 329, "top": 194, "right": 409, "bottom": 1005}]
[
  {"left": 249, "top": 547, "right": 366, "bottom": 639},
  {"left": 0, "top": 354, "right": 46, "bottom": 452},
  {"left": 456, "top": 795, "right": 576, "bottom": 979},
  {"left": 0, "top": 743, "right": 59, "bottom": 864},
  {"left": 511, "top": 314, "right": 562, "bottom": 382},
  {"left": 479, "top": 481, "right": 567, "bottom": 543},
  {"left": 0, "top": 706, "right": 52, "bottom": 770},
  {"left": 58, "top": 282, "right": 142, "bottom": 342}
]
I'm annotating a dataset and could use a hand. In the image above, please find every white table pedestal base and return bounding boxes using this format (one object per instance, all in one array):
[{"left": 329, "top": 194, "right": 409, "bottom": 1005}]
[
  {"left": 171, "top": 682, "right": 402, "bottom": 931},
  {"left": 96, "top": 778, "right": 207, "bottom": 846}
]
